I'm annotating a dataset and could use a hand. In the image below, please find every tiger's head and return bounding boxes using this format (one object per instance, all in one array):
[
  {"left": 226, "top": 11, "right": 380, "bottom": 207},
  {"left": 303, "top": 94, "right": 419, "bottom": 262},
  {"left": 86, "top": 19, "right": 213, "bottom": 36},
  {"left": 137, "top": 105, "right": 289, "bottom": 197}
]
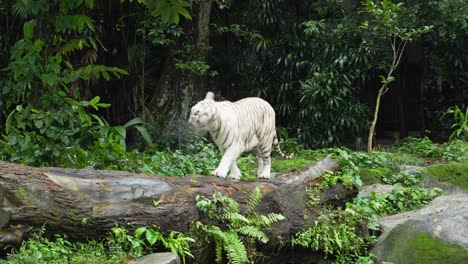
[{"left": 189, "top": 92, "right": 216, "bottom": 131}]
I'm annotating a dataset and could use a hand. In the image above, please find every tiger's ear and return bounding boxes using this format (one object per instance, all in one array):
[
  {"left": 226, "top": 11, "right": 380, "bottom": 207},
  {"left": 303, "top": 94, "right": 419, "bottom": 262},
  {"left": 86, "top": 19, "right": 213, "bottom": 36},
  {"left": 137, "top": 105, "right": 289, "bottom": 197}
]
[{"left": 205, "top": 91, "right": 215, "bottom": 101}]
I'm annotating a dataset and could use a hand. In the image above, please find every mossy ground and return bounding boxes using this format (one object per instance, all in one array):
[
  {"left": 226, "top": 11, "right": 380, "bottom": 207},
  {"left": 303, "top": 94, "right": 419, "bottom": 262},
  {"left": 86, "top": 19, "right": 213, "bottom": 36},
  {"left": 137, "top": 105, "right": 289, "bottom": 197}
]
[
  {"left": 422, "top": 163, "right": 468, "bottom": 190},
  {"left": 359, "top": 167, "right": 394, "bottom": 185},
  {"left": 240, "top": 150, "right": 324, "bottom": 180},
  {"left": 378, "top": 226, "right": 468, "bottom": 264},
  {"left": 382, "top": 152, "right": 427, "bottom": 167}
]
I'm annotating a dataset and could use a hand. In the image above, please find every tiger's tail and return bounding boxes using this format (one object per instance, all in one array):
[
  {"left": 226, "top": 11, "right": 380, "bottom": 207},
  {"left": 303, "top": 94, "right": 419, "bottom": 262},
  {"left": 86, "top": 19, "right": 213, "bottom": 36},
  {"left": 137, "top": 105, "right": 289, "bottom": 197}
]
[{"left": 272, "top": 134, "right": 294, "bottom": 159}]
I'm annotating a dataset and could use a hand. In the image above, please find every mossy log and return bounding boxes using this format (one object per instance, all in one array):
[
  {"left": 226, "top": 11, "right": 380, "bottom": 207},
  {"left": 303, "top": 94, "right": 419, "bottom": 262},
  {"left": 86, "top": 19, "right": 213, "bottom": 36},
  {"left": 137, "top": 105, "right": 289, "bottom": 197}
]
[{"left": 0, "top": 158, "right": 357, "bottom": 251}]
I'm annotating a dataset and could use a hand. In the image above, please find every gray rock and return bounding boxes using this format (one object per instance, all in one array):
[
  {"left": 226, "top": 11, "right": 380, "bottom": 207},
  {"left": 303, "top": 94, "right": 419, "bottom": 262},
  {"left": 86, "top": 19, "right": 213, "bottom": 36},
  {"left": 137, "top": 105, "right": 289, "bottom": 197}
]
[
  {"left": 128, "top": 252, "right": 181, "bottom": 264},
  {"left": 373, "top": 194, "right": 468, "bottom": 263},
  {"left": 420, "top": 173, "right": 467, "bottom": 195},
  {"left": 358, "top": 184, "right": 395, "bottom": 197},
  {"left": 399, "top": 165, "right": 424, "bottom": 174}
]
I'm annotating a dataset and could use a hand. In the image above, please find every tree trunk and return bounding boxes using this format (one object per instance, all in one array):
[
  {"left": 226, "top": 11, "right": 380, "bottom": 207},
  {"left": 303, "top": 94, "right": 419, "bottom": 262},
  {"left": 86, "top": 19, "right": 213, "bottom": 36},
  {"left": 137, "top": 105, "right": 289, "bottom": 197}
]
[
  {"left": 149, "top": 1, "right": 212, "bottom": 120},
  {"left": 0, "top": 158, "right": 357, "bottom": 251}
]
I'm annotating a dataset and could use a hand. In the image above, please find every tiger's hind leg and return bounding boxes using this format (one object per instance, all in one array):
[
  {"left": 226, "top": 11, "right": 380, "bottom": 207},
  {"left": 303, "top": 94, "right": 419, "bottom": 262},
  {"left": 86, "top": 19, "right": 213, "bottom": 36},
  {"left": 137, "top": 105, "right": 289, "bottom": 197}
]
[
  {"left": 258, "top": 155, "right": 271, "bottom": 179},
  {"left": 228, "top": 161, "right": 242, "bottom": 180},
  {"left": 257, "top": 146, "right": 272, "bottom": 179},
  {"left": 257, "top": 139, "right": 272, "bottom": 179},
  {"left": 257, "top": 155, "right": 264, "bottom": 176}
]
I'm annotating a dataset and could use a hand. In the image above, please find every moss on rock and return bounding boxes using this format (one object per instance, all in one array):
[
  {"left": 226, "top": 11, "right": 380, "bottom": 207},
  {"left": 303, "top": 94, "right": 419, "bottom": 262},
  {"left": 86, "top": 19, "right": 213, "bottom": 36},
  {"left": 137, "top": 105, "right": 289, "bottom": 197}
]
[
  {"left": 422, "top": 163, "right": 468, "bottom": 190},
  {"left": 359, "top": 167, "right": 394, "bottom": 185},
  {"left": 376, "top": 225, "right": 468, "bottom": 264}
]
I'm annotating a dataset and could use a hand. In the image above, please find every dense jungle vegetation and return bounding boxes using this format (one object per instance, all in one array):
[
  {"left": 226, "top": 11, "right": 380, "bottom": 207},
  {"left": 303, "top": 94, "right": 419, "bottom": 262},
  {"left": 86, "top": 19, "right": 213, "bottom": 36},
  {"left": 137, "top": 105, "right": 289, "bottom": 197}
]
[{"left": 0, "top": 0, "right": 467, "bottom": 263}]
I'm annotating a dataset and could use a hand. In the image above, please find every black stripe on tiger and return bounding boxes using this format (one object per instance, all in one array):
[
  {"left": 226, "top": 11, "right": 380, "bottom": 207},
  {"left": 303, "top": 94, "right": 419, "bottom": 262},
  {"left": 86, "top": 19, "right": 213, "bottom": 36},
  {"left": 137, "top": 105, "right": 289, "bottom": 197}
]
[{"left": 272, "top": 134, "right": 294, "bottom": 159}]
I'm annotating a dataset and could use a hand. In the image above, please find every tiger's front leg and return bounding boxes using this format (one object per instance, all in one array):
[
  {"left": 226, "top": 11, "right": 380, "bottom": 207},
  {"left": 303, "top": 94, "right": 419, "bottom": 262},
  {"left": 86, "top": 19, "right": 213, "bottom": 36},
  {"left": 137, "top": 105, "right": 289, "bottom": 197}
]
[
  {"left": 228, "top": 161, "right": 242, "bottom": 180},
  {"left": 211, "top": 146, "right": 241, "bottom": 178}
]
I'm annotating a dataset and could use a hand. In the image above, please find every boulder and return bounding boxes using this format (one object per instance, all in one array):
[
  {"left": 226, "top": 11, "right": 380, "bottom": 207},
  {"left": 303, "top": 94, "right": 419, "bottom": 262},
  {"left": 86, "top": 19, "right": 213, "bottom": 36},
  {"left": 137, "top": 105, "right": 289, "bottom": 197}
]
[
  {"left": 358, "top": 184, "right": 395, "bottom": 198},
  {"left": 128, "top": 252, "right": 180, "bottom": 264},
  {"left": 373, "top": 194, "right": 468, "bottom": 264},
  {"left": 420, "top": 163, "right": 468, "bottom": 194}
]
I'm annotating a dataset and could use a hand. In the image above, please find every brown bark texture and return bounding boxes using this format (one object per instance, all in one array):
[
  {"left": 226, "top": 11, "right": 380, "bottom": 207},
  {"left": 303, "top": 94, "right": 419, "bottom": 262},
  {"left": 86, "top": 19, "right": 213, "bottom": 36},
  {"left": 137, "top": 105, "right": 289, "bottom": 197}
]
[
  {"left": 149, "top": 1, "right": 212, "bottom": 119},
  {"left": 0, "top": 158, "right": 357, "bottom": 251}
]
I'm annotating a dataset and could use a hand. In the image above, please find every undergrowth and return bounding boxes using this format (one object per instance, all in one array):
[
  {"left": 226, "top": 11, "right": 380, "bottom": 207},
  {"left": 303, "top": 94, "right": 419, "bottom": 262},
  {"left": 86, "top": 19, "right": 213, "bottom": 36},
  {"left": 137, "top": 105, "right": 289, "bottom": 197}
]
[
  {"left": 1, "top": 225, "right": 194, "bottom": 264},
  {"left": 194, "top": 187, "right": 285, "bottom": 264}
]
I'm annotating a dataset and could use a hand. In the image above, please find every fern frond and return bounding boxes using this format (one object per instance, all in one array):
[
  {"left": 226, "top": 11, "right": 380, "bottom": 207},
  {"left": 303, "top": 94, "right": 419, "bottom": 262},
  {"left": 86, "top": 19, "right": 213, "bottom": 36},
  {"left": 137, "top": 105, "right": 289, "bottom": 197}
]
[
  {"left": 204, "top": 226, "right": 226, "bottom": 241},
  {"left": 248, "top": 213, "right": 271, "bottom": 227},
  {"left": 267, "top": 212, "right": 286, "bottom": 223},
  {"left": 224, "top": 232, "right": 248, "bottom": 264},
  {"left": 236, "top": 225, "right": 269, "bottom": 244},
  {"left": 215, "top": 237, "right": 223, "bottom": 264},
  {"left": 223, "top": 211, "right": 249, "bottom": 224},
  {"left": 247, "top": 187, "right": 262, "bottom": 213}
]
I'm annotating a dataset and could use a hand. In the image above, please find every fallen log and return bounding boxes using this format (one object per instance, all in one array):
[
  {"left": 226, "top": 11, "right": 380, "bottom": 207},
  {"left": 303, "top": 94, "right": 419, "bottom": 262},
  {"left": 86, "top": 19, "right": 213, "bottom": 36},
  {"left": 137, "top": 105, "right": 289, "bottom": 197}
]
[{"left": 0, "top": 158, "right": 357, "bottom": 252}]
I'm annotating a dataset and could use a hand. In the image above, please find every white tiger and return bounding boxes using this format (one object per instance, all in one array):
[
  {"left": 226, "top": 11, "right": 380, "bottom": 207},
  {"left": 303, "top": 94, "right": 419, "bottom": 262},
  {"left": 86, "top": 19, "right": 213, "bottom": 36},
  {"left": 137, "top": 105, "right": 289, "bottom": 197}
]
[{"left": 188, "top": 91, "right": 293, "bottom": 180}]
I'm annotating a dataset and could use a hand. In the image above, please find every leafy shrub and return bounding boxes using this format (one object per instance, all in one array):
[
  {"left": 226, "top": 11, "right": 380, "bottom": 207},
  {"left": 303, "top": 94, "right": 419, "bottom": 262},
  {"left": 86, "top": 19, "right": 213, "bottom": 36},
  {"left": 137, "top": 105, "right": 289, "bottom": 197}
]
[
  {"left": 349, "top": 186, "right": 442, "bottom": 217},
  {"left": 382, "top": 171, "right": 422, "bottom": 187},
  {"left": 299, "top": 73, "right": 368, "bottom": 148},
  {"left": 318, "top": 148, "right": 366, "bottom": 188},
  {"left": 195, "top": 187, "right": 285, "bottom": 263},
  {"left": 445, "top": 106, "right": 467, "bottom": 141},
  {"left": 395, "top": 137, "right": 441, "bottom": 158},
  {"left": 0, "top": 227, "right": 126, "bottom": 264},
  {"left": 1, "top": 97, "right": 109, "bottom": 166},
  {"left": 441, "top": 140, "right": 468, "bottom": 163},
  {"left": 2, "top": 225, "right": 194, "bottom": 264},
  {"left": 108, "top": 225, "right": 194, "bottom": 263},
  {"left": 292, "top": 210, "right": 371, "bottom": 258},
  {"left": 141, "top": 139, "right": 220, "bottom": 176}
]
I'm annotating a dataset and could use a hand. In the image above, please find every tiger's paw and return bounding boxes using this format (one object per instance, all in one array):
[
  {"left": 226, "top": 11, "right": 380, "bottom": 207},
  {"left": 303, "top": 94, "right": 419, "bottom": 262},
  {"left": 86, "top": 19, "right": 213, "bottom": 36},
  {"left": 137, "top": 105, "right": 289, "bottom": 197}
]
[
  {"left": 228, "top": 173, "right": 241, "bottom": 180},
  {"left": 258, "top": 173, "right": 270, "bottom": 179},
  {"left": 211, "top": 169, "right": 228, "bottom": 178}
]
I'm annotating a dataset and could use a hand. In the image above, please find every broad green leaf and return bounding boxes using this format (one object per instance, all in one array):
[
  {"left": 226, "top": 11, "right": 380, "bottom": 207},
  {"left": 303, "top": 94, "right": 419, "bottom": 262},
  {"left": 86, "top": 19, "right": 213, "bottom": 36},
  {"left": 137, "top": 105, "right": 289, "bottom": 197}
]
[
  {"left": 96, "top": 103, "right": 111, "bottom": 108},
  {"left": 124, "top": 117, "right": 144, "bottom": 127},
  {"left": 89, "top": 96, "right": 100, "bottom": 105},
  {"left": 114, "top": 126, "right": 127, "bottom": 140},
  {"left": 85, "top": 0, "right": 95, "bottom": 9},
  {"left": 91, "top": 114, "right": 106, "bottom": 126},
  {"left": 145, "top": 229, "right": 159, "bottom": 245},
  {"left": 64, "top": 97, "right": 81, "bottom": 106},
  {"left": 134, "top": 125, "right": 153, "bottom": 145},
  {"left": 5, "top": 110, "right": 15, "bottom": 134},
  {"left": 23, "top": 20, "right": 36, "bottom": 40},
  {"left": 135, "top": 227, "right": 147, "bottom": 238}
]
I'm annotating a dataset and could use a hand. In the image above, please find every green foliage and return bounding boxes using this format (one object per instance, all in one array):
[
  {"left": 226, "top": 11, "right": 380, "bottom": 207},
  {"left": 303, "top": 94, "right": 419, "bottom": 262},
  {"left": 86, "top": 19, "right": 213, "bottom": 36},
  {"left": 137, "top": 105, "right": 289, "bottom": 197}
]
[
  {"left": 378, "top": 152, "right": 426, "bottom": 168},
  {"left": 2, "top": 225, "right": 194, "bottom": 264},
  {"left": 395, "top": 137, "right": 441, "bottom": 158},
  {"left": 173, "top": 44, "right": 218, "bottom": 76},
  {"left": 382, "top": 171, "right": 421, "bottom": 186},
  {"left": 349, "top": 186, "right": 442, "bottom": 219},
  {"left": 143, "top": 0, "right": 191, "bottom": 24},
  {"left": 0, "top": 0, "right": 160, "bottom": 169},
  {"left": 108, "top": 225, "right": 194, "bottom": 263},
  {"left": 422, "top": 163, "right": 468, "bottom": 190},
  {"left": 298, "top": 16, "right": 371, "bottom": 148},
  {"left": 441, "top": 140, "right": 468, "bottom": 163},
  {"left": 446, "top": 106, "right": 468, "bottom": 140},
  {"left": 195, "top": 187, "right": 285, "bottom": 263},
  {"left": 142, "top": 139, "right": 220, "bottom": 176},
  {"left": 0, "top": 227, "right": 127, "bottom": 264},
  {"left": 292, "top": 210, "right": 371, "bottom": 258},
  {"left": 361, "top": 0, "right": 432, "bottom": 40},
  {"left": 319, "top": 148, "right": 365, "bottom": 189},
  {"left": 0, "top": 94, "right": 151, "bottom": 168},
  {"left": 0, "top": 96, "right": 107, "bottom": 166},
  {"left": 359, "top": 167, "right": 393, "bottom": 185}
]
